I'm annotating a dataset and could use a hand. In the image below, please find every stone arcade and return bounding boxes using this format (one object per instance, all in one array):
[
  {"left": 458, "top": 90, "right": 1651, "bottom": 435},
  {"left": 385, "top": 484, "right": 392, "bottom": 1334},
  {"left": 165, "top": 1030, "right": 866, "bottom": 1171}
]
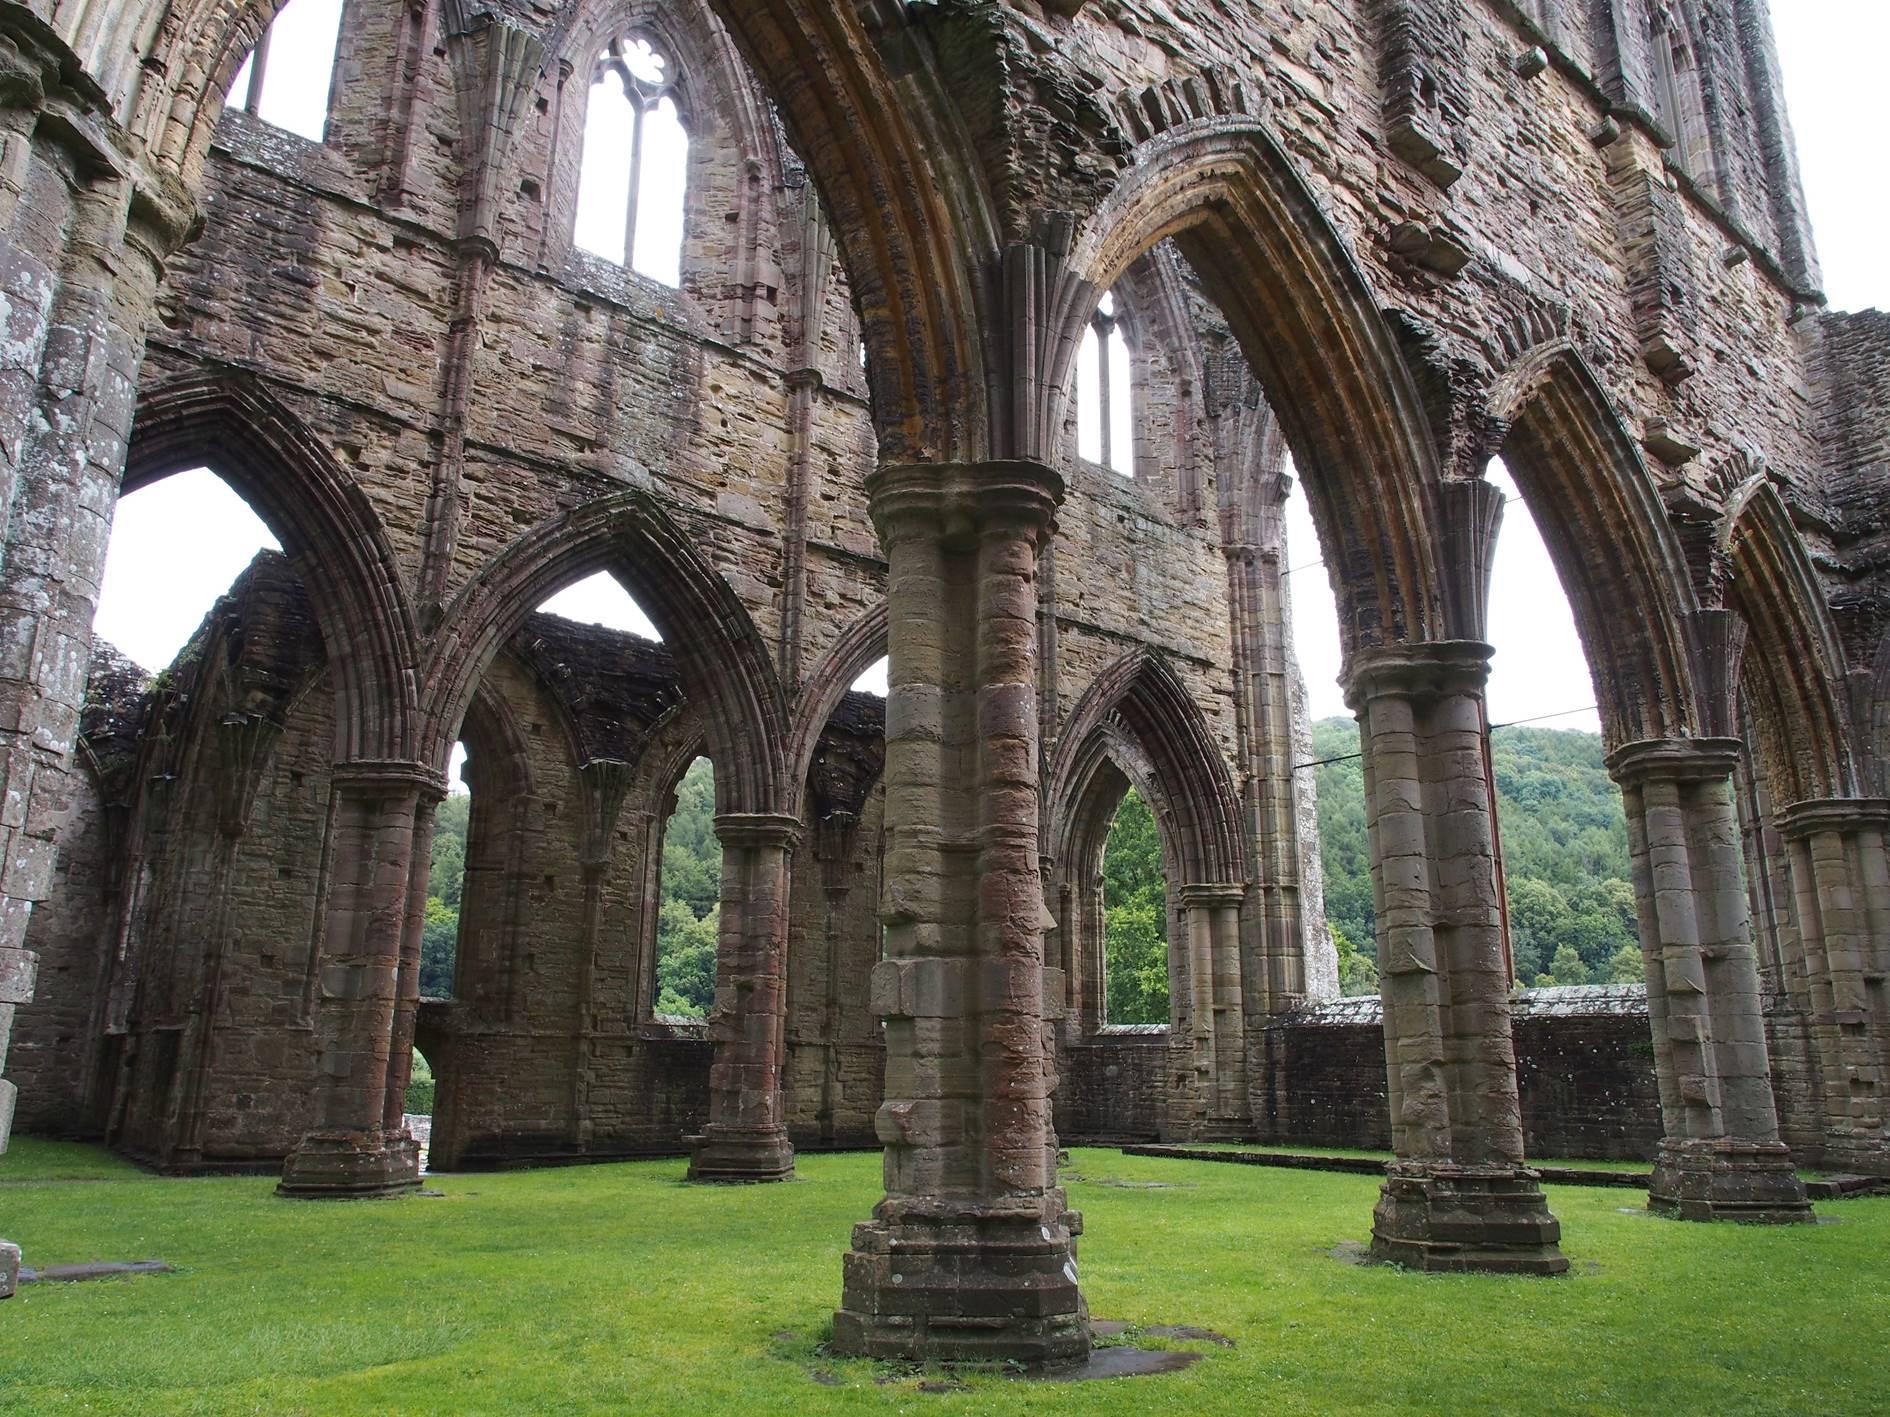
[{"left": 0, "top": 0, "right": 1885, "bottom": 1360}]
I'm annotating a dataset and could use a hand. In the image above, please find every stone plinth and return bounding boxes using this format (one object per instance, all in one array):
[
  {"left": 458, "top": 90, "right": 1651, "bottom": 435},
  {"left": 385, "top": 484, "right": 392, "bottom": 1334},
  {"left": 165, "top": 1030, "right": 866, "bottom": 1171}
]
[
  {"left": 1370, "top": 1163, "right": 1569, "bottom": 1273},
  {"left": 276, "top": 1129, "right": 420, "bottom": 1198},
  {"left": 1649, "top": 1138, "right": 1813, "bottom": 1223},
  {"left": 1, "top": 1238, "right": 18, "bottom": 1299},
  {"left": 835, "top": 1199, "right": 1090, "bottom": 1364},
  {"left": 686, "top": 1124, "right": 795, "bottom": 1183}
]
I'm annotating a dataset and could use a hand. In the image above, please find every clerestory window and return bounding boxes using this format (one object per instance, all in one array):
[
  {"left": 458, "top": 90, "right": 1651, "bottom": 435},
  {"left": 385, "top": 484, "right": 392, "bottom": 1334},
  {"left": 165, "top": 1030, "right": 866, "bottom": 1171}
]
[
  {"left": 573, "top": 35, "right": 690, "bottom": 285},
  {"left": 226, "top": 0, "right": 343, "bottom": 144},
  {"left": 1076, "top": 290, "right": 1135, "bottom": 477}
]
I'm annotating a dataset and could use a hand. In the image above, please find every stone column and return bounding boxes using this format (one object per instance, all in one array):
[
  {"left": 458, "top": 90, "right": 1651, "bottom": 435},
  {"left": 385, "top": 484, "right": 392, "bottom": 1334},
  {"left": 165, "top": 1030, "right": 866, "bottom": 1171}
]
[
  {"left": 278, "top": 761, "right": 441, "bottom": 1198},
  {"left": 1776, "top": 798, "right": 1890, "bottom": 1178},
  {"left": 1348, "top": 642, "right": 1567, "bottom": 1274},
  {"left": 0, "top": 17, "right": 194, "bottom": 1280},
  {"left": 833, "top": 461, "right": 1088, "bottom": 1365},
  {"left": 381, "top": 787, "right": 443, "bottom": 1138},
  {"left": 1178, "top": 884, "right": 1248, "bottom": 1136},
  {"left": 687, "top": 813, "right": 800, "bottom": 1182},
  {"left": 1607, "top": 739, "right": 1811, "bottom": 1221}
]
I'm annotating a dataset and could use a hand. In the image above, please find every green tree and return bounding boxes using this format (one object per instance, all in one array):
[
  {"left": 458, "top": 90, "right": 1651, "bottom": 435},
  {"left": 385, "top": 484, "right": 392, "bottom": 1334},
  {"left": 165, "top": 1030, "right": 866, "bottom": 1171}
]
[
  {"left": 660, "top": 757, "right": 722, "bottom": 917},
  {"left": 1102, "top": 789, "right": 1170, "bottom": 1024},
  {"left": 1332, "top": 922, "right": 1378, "bottom": 997},
  {"left": 1601, "top": 942, "right": 1645, "bottom": 984},
  {"left": 1312, "top": 717, "right": 1644, "bottom": 992},
  {"left": 1537, "top": 942, "right": 1592, "bottom": 987},
  {"left": 431, "top": 791, "right": 470, "bottom": 908},
  {"left": 655, "top": 898, "right": 719, "bottom": 1018},
  {"left": 653, "top": 758, "right": 723, "bottom": 1017},
  {"left": 419, "top": 894, "right": 459, "bottom": 997}
]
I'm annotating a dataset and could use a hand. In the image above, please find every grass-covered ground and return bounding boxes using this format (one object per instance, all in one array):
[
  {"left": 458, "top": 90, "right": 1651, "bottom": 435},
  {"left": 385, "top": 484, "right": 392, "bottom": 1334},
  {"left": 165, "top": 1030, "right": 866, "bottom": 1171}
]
[{"left": 2, "top": 1139, "right": 1885, "bottom": 1415}]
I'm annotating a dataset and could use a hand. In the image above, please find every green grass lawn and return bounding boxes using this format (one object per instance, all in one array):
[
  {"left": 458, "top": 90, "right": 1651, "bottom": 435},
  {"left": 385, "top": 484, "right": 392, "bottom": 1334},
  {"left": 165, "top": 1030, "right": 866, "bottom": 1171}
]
[{"left": 2, "top": 1139, "right": 1885, "bottom": 1415}]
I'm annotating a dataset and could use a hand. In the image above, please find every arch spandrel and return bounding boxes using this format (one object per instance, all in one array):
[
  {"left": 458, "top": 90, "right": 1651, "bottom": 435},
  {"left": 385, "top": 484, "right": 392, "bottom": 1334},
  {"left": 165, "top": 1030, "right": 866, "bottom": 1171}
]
[
  {"left": 420, "top": 489, "right": 789, "bottom": 818},
  {"left": 126, "top": 372, "right": 421, "bottom": 765},
  {"left": 1487, "top": 341, "right": 1703, "bottom": 750},
  {"left": 1055, "top": 119, "right": 1447, "bottom": 657}
]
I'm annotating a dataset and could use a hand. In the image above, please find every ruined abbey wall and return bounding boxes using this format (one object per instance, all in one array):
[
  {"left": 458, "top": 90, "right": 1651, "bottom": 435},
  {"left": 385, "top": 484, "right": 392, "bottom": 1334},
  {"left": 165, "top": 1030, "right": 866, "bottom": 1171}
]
[{"left": 2, "top": 0, "right": 1887, "bottom": 1332}]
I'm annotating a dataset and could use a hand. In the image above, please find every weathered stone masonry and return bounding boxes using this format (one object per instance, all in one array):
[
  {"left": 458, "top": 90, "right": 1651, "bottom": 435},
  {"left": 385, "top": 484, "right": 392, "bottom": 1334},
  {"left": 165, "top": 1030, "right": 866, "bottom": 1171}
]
[{"left": 0, "top": 0, "right": 1883, "bottom": 1357}]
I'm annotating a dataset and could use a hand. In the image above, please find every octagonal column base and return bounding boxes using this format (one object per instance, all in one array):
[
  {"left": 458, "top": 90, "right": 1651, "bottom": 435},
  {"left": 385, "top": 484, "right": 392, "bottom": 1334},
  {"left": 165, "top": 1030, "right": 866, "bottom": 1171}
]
[
  {"left": 1369, "top": 1162, "right": 1569, "bottom": 1274},
  {"left": 277, "top": 1129, "right": 421, "bottom": 1198},
  {"left": 685, "top": 1124, "right": 795, "bottom": 1183},
  {"left": 1, "top": 1238, "right": 19, "bottom": 1299},
  {"left": 1648, "top": 1139, "right": 1813, "bottom": 1222},
  {"left": 832, "top": 1201, "right": 1091, "bottom": 1365}
]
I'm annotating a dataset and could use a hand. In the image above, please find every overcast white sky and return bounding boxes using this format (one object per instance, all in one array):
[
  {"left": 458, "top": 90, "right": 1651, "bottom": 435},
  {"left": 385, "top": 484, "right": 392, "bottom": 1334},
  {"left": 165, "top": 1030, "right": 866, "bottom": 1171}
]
[{"left": 97, "top": 4, "right": 1882, "bottom": 738}]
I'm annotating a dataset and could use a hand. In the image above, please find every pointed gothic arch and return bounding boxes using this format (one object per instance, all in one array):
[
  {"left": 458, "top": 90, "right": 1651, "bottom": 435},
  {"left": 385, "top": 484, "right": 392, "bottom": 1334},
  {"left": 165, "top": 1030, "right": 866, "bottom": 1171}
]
[
  {"left": 1725, "top": 481, "right": 1858, "bottom": 803},
  {"left": 784, "top": 602, "right": 887, "bottom": 822},
  {"left": 420, "top": 489, "right": 789, "bottom": 818},
  {"left": 1052, "top": 119, "right": 1446, "bottom": 657},
  {"left": 1047, "top": 648, "right": 1246, "bottom": 889},
  {"left": 1491, "top": 341, "right": 1704, "bottom": 749},
  {"left": 125, "top": 372, "right": 421, "bottom": 764}
]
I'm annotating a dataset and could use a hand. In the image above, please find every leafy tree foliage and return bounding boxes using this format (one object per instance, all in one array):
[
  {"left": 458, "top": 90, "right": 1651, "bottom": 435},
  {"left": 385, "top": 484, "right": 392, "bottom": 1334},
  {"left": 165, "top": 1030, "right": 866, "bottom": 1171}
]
[
  {"left": 419, "top": 788, "right": 470, "bottom": 998},
  {"left": 1103, "top": 789, "right": 1170, "bottom": 1025},
  {"left": 1311, "top": 718, "right": 1645, "bottom": 994}
]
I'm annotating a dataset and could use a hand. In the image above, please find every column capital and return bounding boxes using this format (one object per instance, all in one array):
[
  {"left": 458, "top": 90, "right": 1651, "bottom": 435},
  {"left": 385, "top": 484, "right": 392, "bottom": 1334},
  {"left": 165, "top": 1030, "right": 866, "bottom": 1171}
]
[
  {"left": 1342, "top": 640, "right": 1492, "bottom": 712},
  {"left": 1776, "top": 797, "right": 1890, "bottom": 842},
  {"left": 1177, "top": 883, "right": 1245, "bottom": 909},
  {"left": 866, "top": 460, "right": 1064, "bottom": 549},
  {"left": 1604, "top": 737, "right": 1742, "bottom": 788},
  {"left": 331, "top": 759, "right": 449, "bottom": 802},
  {"left": 713, "top": 812, "right": 803, "bottom": 851}
]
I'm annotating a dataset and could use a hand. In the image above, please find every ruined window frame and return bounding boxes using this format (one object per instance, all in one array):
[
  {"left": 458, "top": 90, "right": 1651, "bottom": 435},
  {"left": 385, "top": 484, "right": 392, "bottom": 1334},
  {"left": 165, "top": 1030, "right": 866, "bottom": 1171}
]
[
  {"left": 1078, "top": 290, "right": 1137, "bottom": 479},
  {"left": 574, "top": 32, "right": 693, "bottom": 283}
]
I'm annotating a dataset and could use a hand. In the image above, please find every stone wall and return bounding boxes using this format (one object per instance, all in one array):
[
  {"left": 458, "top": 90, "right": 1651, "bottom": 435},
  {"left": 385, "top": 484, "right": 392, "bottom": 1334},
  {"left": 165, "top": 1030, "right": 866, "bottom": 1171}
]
[{"left": 1256, "top": 987, "right": 1666, "bottom": 1160}]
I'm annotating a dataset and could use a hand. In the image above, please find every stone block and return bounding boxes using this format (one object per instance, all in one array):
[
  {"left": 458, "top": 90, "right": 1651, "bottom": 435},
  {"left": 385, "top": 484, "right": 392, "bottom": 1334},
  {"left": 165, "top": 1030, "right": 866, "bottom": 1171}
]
[
  {"left": 0, "top": 1238, "right": 18, "bottom": 1299},
  {"left": 0, "top": 945, "right": 35, "bottom": 1004}
]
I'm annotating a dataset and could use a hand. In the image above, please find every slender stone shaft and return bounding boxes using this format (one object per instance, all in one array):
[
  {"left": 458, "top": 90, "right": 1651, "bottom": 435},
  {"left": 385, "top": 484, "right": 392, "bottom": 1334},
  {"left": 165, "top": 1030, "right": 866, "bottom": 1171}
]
[
  {"left": 1777, "top": 798, "right": 1890, "bottom": 1178},
  {"left": 1178, "top": 883, "right": 1248, "bottom": 1136},
  {"left": 278, "top": 761, "right": 440, "bottom": 1197},
  {"left": 687, "top": 812, "right": 800, "bottom": 1182},
  {"left": 1348, "top": 642, "right": 1566, "bottom": 1274},
  {"left": 1608, "top": 739, "right": 1811, "bottom": 1221},
  {"left": 833, "top": 461, "right": 1088, "bottom": 1365}
]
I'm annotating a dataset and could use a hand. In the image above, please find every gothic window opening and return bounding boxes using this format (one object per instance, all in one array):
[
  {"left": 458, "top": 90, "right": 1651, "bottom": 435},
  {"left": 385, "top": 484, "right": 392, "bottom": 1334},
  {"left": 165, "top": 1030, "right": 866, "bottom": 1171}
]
[
  {"left": 1652, "top": 9, "right": 1711, "bottom": 181},
  {"left": 1076, "top": 290, "right": 1136, "bottom": 476},
  {"left": 95, "top": 467, "right": 282, "bottom": 674},
  {"left": 1101, "top": 786, "right": 1169, "bottom": 1024},
  {"left": 850, "top": 655, "right": 888, "bottom": 697},
  {"left": 655, "top": 756, "right": 720, "bottom": 1019},
  {"left": 574, "top": 35, "right": 690, "bottom": 285},
  {"left": 418, "top": 743, "right": 470, "bottom": 1001},
  {"left": 226, "top": 0, "right": 344, "bottom": 143}
]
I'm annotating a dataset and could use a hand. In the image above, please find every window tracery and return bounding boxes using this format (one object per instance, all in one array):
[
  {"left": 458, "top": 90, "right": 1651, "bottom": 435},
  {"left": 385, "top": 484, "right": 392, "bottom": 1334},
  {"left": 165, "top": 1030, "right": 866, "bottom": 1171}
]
[{"left": 574, "top": 34, "right": 690, "bottom": 285}]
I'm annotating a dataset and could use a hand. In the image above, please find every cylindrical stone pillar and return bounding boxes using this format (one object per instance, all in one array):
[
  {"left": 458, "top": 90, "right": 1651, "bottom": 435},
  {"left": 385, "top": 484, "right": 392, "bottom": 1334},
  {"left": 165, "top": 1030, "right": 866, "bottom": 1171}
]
[
  {"left": 1608, "top": 739, "right": 1811, "bottom": 1221},
  {"left": 278, "top": 761, "right": 441, "bottom": 1198},
  {"left": 832, "top": 460, "right": 1088, "bottom": 1366},
  {"left": 1348, "top": 642, "right": 1567, "bottom": 1274},
  {"left": 382, "top": 788, "right": 443, "bottom": 1136},
  {"left": 1776, "top": 797, "right": 1890, "bottom": 1178},
  {"left": 1179, "top": 883, "right": 1248, "bottom": 1137},
  {"left": 687, "top": 812, "right": 800, "bottom": 1182}
]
